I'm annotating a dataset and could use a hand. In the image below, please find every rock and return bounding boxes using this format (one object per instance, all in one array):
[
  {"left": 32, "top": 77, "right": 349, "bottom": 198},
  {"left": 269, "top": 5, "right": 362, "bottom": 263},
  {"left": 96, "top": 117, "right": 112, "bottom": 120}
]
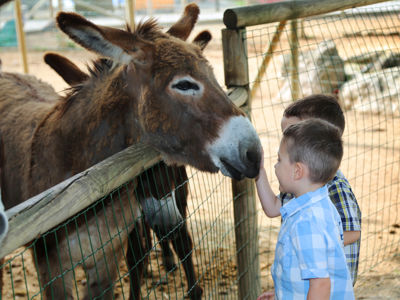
[
  {"left": 276, "top": 40, "right": 345, "bottom": 101},
  {"left": 338, "top": 66, "right": 400, "bottom": 115}
]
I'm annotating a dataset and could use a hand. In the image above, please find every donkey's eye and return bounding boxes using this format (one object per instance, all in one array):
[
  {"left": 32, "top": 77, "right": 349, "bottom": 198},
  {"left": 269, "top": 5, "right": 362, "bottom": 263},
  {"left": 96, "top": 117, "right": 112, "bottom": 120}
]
[
  {"left": 169, "top": 76, "right": 203, "bottom": 97},
  {"left": 172, "top": 80, "right": 199, "bottom": 91}
]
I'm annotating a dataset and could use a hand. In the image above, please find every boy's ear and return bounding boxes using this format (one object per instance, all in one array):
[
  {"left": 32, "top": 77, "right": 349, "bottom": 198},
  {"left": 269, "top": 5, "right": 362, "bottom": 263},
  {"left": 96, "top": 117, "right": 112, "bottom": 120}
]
[{"left": 293, "top": 162, "right": 306, "bottom": 180}]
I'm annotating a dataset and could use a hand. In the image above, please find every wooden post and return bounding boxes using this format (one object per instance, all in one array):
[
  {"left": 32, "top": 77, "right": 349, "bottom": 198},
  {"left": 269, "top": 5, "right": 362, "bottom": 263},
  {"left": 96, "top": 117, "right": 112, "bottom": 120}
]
[
  {"left": 14, "top": 0, "right": 28, "bottom": 74},
  {"left": 222, "top": 27, "right": 261, "bottom": 300},
  {"left": 48, "top": 0, "right": 54, "bottom": 18},
  {"left": 222, "top": 28, "right": 249, "bottom": 87},
  {"left": 126, "top": 0, "right": 135, "bottom": 30},
  {"left": 146, "top": 0, "right": 153, "bottom": 16},
  {"left": 57, "top": 0, "right": 63, "bottom": 11},
  {"left": 180, "top": 0, "right": 186, "bottom": 10},
  {"left": 290, "top": 19, "right": 299, "bottom": 101}
]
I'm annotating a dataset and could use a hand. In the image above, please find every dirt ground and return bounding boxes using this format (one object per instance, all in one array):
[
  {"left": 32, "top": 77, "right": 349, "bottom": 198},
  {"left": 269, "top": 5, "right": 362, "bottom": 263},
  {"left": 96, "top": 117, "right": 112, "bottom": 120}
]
[{"left": 1, "top": 16, "right": 400, "bottom": 299}]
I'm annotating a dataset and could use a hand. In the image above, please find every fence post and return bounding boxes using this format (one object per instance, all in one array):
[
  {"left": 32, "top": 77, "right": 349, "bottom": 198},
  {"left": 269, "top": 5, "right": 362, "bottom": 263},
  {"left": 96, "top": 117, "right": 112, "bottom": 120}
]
[
  {"left": 290, "top": 19, "right": 299, "bottom": 101},
  {"left": 222, "top": 27, "right": 261, "bottom": 300},
  {"left": 14, "top": 0, "right": 28, "bottom": 74}
]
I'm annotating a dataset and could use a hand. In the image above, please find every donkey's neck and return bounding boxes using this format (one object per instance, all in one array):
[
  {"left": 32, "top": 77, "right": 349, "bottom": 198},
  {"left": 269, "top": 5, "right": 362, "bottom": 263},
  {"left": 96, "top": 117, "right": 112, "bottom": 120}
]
[
  {"left": 64, "top": 71, "right": 140, "bottom": 166},
  {"left": 30, "top": 66, "right": 141, "bottom": 191}
]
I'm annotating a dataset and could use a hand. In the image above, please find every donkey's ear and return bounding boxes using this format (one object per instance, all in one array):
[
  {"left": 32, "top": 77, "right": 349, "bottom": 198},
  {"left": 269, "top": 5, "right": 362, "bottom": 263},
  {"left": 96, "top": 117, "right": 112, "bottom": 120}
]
[
  {"left": 44, "top": 52, "right": 89, "bottom": 86},
  {"left": 167, "top": 3, "right": 199, "bottom": 41},
  {"left": 56, "top": 12, "right": 135, "bottom": 65},
  {"left": 192, "top": 30, "right": 212, "bottom": 51}
]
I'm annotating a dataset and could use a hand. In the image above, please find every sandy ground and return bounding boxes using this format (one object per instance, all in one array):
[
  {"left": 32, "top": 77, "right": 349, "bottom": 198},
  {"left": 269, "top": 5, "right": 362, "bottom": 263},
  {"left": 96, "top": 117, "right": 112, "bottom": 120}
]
[{"left": 0, "top": 15, "right": 399, "bottom": 299}]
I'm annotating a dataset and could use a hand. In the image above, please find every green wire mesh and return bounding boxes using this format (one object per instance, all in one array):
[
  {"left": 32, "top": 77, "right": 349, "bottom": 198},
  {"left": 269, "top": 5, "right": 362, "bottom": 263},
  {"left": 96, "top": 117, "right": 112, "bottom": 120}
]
[
  {"left": 1, "top": 163, "right": 240, "bottom": 299},
  {"left": 1, "top": 3, "right": 400, "bottom": 299},
  {"left": 246, "top": 3, "right": 400, "bottom": 291}
]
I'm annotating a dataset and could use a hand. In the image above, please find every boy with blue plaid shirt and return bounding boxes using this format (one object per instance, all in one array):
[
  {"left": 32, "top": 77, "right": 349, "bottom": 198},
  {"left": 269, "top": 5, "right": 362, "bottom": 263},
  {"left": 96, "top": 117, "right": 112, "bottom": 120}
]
[
  {"left": 256, "top": 118, "right": 354, "bottom": 299},
  {"left": 279, "top": 95, "right": 361, "bottom": 286}
]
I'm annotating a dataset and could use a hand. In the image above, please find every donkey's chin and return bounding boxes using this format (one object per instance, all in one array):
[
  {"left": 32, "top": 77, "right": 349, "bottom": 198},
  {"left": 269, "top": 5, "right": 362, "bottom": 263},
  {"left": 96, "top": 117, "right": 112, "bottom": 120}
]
[
  {"left": 220, "top": 158, "right": 245, "bottom": 181},
  {"left": 219, "top": 158, "right": 260, "bottom": 180}
]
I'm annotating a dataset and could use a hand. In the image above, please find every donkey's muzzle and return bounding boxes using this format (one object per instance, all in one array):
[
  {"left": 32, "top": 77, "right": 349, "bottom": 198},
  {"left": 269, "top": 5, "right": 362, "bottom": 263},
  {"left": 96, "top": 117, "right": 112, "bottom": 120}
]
[
  {"left": 207, "top": 115, "right": 262, "bottom": 180},
  {"left": 243, "top": 148, "right": 261, "bottom": 178},
  {"left": 221, "top": 146, "right": 261, "bottom": 180}
]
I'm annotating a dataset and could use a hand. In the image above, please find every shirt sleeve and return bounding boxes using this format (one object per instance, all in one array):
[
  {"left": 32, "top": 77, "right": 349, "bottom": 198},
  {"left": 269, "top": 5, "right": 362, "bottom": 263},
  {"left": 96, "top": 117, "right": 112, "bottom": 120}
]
[
  {"left": 329, "top": 178, "right": 361, "bottom": 232},
  {"left": 291, "top": 219, "right": 330, "bottom": 280}
]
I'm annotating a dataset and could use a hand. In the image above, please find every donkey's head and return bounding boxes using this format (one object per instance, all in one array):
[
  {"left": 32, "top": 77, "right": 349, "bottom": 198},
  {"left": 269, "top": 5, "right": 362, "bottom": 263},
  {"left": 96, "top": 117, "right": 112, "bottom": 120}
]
[{"left": 56, "top": 5, "right": 261, "bottom": 180}]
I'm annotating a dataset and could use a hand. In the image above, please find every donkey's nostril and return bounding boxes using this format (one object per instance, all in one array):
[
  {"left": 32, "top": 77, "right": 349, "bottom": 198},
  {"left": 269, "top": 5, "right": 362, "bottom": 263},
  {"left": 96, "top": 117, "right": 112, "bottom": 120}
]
[{"left": 246, "top": 149, "right": 259, "bottom": 164}]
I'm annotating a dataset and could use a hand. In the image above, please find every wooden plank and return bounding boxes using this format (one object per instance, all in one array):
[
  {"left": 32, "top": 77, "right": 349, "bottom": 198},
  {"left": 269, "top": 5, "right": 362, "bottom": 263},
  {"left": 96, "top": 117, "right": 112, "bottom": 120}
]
[
  {"left": 232, "top": 178, "right": 260, "bottom": 299},
  {"left": 222, "top": 28, "right": 249, "bottom": 87},
  {"left": 14, "top": 0, "right": 28, "bottom": 74},
  {"left": 222, "top": 25, "right": 261, "bottom": 299},
  {"left": 0, "top": 144, "right": 161, "bottom": 259},
  {"left": 290, "top": 19, "right": 299, "bottom": 101},
  {"left": 223, "top": 0, "right": 388, "bottom": 29},
  {"left": 126, "top": 0, "right": 135, "bottom": 30}
]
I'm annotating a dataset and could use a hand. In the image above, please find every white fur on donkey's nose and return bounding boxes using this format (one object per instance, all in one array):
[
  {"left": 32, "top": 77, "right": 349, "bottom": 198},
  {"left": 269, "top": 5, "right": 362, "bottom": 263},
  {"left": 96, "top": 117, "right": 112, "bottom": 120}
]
[{"left": 207, "top": 116, "right": 262, "bottom": 180}]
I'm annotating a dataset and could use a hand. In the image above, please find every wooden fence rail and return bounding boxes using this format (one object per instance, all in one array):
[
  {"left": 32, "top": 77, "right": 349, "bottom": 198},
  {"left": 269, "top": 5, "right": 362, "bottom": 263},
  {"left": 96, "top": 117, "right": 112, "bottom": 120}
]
[
  {"left": 223, "top": 0, "right": 388, "bottom": 29},
  {"left": 0, "top": 144, "right": 160, "bottom": 259}
]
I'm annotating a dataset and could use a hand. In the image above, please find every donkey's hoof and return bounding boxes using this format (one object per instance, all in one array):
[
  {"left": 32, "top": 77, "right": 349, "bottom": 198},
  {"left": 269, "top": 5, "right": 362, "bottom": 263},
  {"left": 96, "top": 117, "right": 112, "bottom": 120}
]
[{"left": 187, "top": 285, "right": 203, "bottom": 300}]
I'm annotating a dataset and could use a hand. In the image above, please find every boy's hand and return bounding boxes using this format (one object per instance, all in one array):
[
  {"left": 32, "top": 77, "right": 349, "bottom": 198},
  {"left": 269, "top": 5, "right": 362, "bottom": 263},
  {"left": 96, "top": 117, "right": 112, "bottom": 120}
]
[
  {"left": 257, "top": 290, "right": 275, "bottom": 300},
  {"left": 256, "top": 146, "right": 265, "bottom": 180},
  {"left": 260, "top": 146, "right": 265, "bottom": 168}
]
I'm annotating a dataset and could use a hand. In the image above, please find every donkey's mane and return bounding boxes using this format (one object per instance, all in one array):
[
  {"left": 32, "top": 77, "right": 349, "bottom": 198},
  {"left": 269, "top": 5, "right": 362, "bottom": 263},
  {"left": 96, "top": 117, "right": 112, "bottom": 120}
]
[
  {"left": 54, "top": 58, "right": 114, "bottom": 117},
  {"left": 131, "top": 18, "right": 166, "bottom": 40}
]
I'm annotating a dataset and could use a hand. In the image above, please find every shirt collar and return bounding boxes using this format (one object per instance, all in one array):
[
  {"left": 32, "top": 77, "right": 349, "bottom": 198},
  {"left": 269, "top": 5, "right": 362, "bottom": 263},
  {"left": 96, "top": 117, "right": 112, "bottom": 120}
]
[{"left": 280, "top": 185, "right": 329, "bottom": 221}]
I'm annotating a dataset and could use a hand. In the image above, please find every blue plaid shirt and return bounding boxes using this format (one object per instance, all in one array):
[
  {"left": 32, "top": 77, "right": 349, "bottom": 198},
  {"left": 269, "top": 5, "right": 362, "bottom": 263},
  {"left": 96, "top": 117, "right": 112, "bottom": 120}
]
[
  {"left": 272, "top": 186, "right": 355, "bottom": 299},
  {"left": 280, "top": 170, "right": 361, "bottom": 285}
]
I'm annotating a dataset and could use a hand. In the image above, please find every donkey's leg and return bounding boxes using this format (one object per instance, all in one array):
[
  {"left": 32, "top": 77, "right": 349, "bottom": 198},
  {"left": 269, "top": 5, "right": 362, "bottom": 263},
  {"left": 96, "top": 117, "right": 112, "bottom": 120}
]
[
  {"left": 168, "top": 166, "right": 202, "bottom": 299},
  {"left": 127, "top": 221, "right": 146, "bottom": 300},
  {"left": 0, "top": 257, "right": 4, "bottom": 297},
  {"left": 85, "top": 260, "right": 117, "bottom": 300},
  {"left": 142, "top": 221, "right": 153, "bottom": 278},
  {"left": 34, "top": 238, "right": 75, "bottom": 300},
  {"left": 82, "top": 226, "right": 126, "bottom": 300},
  {"left": 158, "top": 235, "right": 176, "bottom": 272},
  {"left": 171, "top": 223, "right": 202, "bottom": 300}
]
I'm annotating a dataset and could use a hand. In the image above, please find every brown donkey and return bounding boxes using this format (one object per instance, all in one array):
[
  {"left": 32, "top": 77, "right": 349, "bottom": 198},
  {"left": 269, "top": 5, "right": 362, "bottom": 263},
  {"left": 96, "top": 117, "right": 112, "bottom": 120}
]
[
  {"left": 43, "top": 20, "right": 200, "bottom": 297},
  {"left": 0, "top": 4, "right": 261, "bottom": 300},
  {"left": 44, "top": 52, "right": 197, "bottom": 299}
]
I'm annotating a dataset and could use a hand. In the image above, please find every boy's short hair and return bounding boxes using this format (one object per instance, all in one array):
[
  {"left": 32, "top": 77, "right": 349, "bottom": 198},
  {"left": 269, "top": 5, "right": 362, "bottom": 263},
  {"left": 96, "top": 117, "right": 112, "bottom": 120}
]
[
  {"left": 283, "top": 118, "right": 343, "bottom": 184},
  {"left": 284, "top": 94, "right": 345, "bottom": 134}
]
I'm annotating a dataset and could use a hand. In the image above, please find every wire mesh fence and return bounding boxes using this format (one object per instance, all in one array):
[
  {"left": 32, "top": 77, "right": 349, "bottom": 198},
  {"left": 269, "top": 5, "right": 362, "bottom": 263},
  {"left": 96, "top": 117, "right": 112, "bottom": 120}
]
[
  {"left": 0, "top": 1, "right": 400, "bottom": 299},
  {"left": 0, "top": 162, "right": 245, "bottom": 299},
  {"left": 245, "top": 1, "right": 400, "bottom": 291}
]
